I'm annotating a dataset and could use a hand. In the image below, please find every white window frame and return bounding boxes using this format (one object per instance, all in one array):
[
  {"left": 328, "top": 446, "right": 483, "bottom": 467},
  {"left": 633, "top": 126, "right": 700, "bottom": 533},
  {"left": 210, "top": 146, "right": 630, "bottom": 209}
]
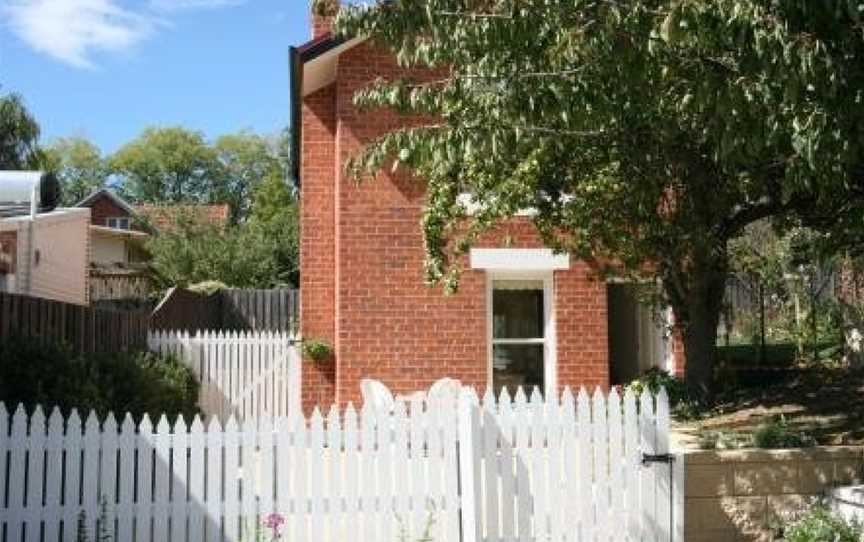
[
  {"left": 486, "top": 270, "right": 557, "bottom": 396},
  {"left": 106, "top": 217, "right": 131, "bottom": 230}
]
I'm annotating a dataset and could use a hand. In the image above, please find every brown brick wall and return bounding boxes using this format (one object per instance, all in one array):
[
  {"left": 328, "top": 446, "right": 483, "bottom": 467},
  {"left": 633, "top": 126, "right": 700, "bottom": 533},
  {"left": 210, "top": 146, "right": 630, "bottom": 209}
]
[
  {"left": 299, "top": 40, "right": 613, "bottom": 410},
  {"left": 84, "top": 195, "right": 131, "bottom": 227}
]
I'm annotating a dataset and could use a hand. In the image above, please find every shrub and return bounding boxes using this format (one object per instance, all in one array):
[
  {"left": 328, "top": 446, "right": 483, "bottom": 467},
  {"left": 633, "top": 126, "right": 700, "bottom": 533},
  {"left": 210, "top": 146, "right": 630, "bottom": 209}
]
[
  {"left": 752, "top": 416, "right": 816, "bottom": 449},
  {"left": 783, "top": 507, "right": 863, "bottom": 542},
  {"left": 0, "top": 336, "right": 199, "bottom": 422},
  {"left": 625, "top": 368, "right": 689, "bottom": 406},
  {"left": 187, "top": 280, "right": 229, "bottom": 296},
  {"left": 697, "top": 428, "right": 750, "bottom": 450}
]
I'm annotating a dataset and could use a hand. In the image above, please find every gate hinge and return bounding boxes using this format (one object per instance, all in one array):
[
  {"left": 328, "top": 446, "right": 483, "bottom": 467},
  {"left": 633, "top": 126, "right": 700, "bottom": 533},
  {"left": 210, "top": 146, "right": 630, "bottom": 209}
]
[{"left": 641, "top": 453, "right": 675, "bottom": 466}]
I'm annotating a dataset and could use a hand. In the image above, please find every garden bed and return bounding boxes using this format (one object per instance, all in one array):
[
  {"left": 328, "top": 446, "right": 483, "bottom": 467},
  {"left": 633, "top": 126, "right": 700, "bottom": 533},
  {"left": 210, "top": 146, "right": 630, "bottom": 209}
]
[{"left": 673, "top": 363, "right": 864, "bottom": 450}]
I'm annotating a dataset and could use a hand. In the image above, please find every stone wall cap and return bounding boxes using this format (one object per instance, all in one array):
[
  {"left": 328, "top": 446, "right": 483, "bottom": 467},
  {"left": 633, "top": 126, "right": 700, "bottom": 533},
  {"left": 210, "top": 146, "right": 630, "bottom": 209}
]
[{"left": 681, "top": 446, "right": 864, "bottom": 464}]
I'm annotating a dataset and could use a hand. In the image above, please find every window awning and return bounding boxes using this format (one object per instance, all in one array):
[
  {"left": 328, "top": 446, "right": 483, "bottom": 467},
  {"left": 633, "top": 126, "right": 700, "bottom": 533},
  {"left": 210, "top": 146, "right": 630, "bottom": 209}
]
[{"left": 470, "top": 249, "right": 570, "bottom": 271}]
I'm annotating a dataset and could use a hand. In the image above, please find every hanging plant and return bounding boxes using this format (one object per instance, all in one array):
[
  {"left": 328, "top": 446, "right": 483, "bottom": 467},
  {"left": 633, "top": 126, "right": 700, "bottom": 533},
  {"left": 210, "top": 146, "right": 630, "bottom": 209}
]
[{"left": 302, "top": 338, "right": 333, "bottom": 362}]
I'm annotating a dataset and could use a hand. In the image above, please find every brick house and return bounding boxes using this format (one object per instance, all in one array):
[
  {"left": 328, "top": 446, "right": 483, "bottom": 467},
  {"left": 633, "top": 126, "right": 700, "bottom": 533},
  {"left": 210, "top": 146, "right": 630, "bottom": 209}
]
[
  {"left": 76, "top": 189, "right": 230, "bottom": 303},
  {"left": 77, "top": 189, "right": 230, "bottom": 267},
  {"left": 77, "top": 189, "right": 150, "bottom": 267},
  {"left": 291, "top": 6, "right": 682, "bottom": 411}
]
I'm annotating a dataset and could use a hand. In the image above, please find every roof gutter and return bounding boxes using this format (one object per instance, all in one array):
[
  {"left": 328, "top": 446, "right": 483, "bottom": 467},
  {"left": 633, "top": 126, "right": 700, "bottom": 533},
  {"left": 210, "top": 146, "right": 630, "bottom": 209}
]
[
  {"left": 289, "top": 45, "right": 303, "bottom": 189},
  {"left": 288, "top": 34, "right": 349, "bottom": 190}
]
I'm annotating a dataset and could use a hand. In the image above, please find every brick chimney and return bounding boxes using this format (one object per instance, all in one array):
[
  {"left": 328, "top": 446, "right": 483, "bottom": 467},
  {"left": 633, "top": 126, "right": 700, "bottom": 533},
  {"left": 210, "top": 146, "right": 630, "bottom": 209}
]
[{"left": 311, "top": 0, "right": 338, "bottom": 39}]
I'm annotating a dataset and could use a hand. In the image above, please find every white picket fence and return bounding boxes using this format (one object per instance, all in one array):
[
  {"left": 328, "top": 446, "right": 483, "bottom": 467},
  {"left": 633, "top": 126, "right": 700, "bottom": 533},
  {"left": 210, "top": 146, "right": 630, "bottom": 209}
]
[
  {"left": 148, "top": 330, "right": 302, "bottom": 422},
  {"left": 0, "top": 388, "right": 683, "bottom": 542}
]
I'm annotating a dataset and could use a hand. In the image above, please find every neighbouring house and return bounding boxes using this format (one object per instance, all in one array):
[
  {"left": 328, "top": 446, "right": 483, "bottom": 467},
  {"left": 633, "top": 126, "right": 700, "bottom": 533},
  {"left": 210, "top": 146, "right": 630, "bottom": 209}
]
[
  {"left": 0, "top": 171, "right": 90, "bottom": 305},
  {"left": 77, "top": 189, "right": 150, "bottom": 268},
  {"left": 290, "top": 5, "right": 685, "bottom": 411},
  {"left": 77, "top": 189, "right": 231, "bottom": 266},
  {"left": 76, "top": 189, "right": 230, "bottom": 302},
  {"left": 77, "top": 189, "right": 152, "bottom": 303}
]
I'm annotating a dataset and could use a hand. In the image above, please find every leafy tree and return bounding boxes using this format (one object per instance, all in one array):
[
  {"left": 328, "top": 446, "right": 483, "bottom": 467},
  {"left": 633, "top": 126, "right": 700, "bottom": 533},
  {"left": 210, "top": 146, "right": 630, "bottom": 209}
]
[
  {"left": 110, "top": 127, "right": 222, "bottom": 204},
  {"left": 213, "top": 131, "right": 281, "bottom": 223},
  {"left": 0, "top": 92, "right": 41, "bottom": 170},
  {"left": 250, "top": 167, "right": 295, "bottom": 223},
  {"left": 43, "top": 137, "right": 109, "bottom": 205},
  {"left": 247, "top": 173, "right": 299, "bottom": 286},
  {"left": 146, "top": 176, "right": 299, "bottom": 289},
  {"left": 146, "top": 217, "right": 250, "bottom": 289},
  {"left": 330, "top": 0, "right": 864, "bottom": 397},
  {"left": 727, "top": 222, "right": 841, "bottom": 356},
  {"left": 275, "top": 126, "right": 294, "bottom": 182}
]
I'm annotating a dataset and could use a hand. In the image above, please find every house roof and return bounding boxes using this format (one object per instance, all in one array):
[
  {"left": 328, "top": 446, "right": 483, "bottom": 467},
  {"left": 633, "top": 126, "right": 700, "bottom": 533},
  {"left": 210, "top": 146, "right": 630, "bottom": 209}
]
[
  {"left": 135, "top": 204, "right": 230, "bottom": 231},
  {"left": 289, "top": 31, "right": 366, "bottom": 188},
  {"left": 77, "top": 188, "right": 136, "bottom": 215}
]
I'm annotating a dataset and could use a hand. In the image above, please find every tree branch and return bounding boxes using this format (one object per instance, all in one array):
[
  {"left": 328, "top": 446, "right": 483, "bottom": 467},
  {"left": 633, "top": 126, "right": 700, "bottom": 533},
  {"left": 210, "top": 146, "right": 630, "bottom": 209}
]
[{"left": 404, "top": 67, "right": 589, "bottom": 90}]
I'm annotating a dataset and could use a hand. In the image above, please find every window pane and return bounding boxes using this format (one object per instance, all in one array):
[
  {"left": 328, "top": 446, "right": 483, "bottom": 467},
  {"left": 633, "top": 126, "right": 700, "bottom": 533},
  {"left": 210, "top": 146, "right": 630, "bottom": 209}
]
[
  {"left": 492, "top": 281, "right": 544, "bottom": 339},
  {"left": 493, "top": 344, "right": 544, "bottom": 396}
]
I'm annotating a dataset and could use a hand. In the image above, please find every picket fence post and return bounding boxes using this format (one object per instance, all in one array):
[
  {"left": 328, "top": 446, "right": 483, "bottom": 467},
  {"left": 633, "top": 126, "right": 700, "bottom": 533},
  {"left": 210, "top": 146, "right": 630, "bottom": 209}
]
[
  {"left": 457, "top": 389, "right": 482, "bottom": 542},
  {"left": 147, "top": 329, "right": 303, "bottom": 423}
]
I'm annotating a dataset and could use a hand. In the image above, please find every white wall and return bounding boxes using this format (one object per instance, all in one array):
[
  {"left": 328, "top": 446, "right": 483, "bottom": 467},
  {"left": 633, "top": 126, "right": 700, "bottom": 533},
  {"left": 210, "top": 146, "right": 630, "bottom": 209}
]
[
  {"left": 90, "top": 232, "right": 128, "bottom": 265},
  {"left": 26, "top": 209, "right": 90, "bottom": 305}
]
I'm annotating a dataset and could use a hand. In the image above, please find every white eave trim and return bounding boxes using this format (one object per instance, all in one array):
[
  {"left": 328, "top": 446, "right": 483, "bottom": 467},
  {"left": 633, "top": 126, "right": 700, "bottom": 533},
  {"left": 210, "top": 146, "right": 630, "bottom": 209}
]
[
  {"left": 302, "top": 37, "right": 366, "bottom": 97},
  {"left": 470, "top": 248, "right": 570, "bottom": 271},
  {"left": 89, "top": 225, "right": 149, "bottom": 239}
]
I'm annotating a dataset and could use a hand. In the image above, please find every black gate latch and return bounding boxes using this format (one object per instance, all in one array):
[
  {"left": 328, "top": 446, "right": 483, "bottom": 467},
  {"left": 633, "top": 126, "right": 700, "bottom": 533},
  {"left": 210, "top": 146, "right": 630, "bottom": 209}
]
[{"left": 641, "top": 453, "right": 675, "bottom": 466}]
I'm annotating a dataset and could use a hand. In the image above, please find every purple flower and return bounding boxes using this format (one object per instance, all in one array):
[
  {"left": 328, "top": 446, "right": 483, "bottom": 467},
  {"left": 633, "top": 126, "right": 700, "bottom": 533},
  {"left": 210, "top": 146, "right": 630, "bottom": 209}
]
[{"left": 264, "top": 513, "right": 285, "bottom": 539}]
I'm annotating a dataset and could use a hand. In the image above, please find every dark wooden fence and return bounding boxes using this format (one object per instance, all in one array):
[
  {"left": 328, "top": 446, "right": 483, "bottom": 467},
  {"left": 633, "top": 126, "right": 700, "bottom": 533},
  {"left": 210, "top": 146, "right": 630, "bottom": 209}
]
[
  {"left": 0, "top": 291, "right": 150, "bottom": 354},
  {"left": 151, "top": 288, "right": 299, "bottom": 333},
  {"left": 221, "top": 289, "right": 299, "bottom": 332}
]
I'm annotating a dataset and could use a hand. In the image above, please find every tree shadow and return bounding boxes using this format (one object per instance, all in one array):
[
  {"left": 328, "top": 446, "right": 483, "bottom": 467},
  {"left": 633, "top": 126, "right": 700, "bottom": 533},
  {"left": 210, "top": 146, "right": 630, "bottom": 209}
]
[{"left": 0, "top": 406, "right": 227, "bottom": 542}]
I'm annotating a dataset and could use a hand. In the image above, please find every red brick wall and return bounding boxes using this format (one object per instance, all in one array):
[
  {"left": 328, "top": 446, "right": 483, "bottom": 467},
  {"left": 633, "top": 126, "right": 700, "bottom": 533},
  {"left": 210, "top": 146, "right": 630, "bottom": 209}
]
[
  {"left": 299, "top": 40, "right": 611, "bottom": 410},
  {"left": 300, "top": 83, "right": 338, "bottom": 414}
]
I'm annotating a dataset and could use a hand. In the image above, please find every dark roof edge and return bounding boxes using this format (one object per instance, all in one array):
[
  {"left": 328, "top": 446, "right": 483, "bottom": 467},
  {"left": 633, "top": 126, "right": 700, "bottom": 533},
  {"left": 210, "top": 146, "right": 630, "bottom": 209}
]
[
  {"left": 289, "top": 34, "right": 349, "bottom": 190},
  {"left": 76, "top": 188, "right": 135, "bottom": 214},
  {"left": 289, "top": 45, "right": 303, "bottom": 189},
  {"left": 299, "top": 34, "right": 348, "bottom": 62}
]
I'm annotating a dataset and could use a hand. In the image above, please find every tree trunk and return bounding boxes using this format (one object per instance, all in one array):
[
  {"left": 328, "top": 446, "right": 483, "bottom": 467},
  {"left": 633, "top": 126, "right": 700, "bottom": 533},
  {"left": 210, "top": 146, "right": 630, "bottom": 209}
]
[
  {"left": 664, "top": 263, "right": 727, "bottom": 402},
  {"left": 680, "top": 287, "right": 723, "bottom": 400}
]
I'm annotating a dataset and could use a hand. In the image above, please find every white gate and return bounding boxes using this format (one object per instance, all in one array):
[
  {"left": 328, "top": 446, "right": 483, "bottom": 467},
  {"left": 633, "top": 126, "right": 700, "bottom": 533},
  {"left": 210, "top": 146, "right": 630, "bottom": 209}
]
[
  {"left": 0, "top": 388, "right": 682, "bottom": 542},
  {"left": 148, "top": 330, "right": 302, "bottom": 422},
  {"left": 457, "top": 387, "right": 682, "bottom": 542}
]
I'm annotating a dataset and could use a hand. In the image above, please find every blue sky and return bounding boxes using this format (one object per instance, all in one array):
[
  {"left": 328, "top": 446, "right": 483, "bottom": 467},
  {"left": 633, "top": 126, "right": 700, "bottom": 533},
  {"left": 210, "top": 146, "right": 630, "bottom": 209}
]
[{"left": 0, "top": 0, "right": 314, "bottom": 153}]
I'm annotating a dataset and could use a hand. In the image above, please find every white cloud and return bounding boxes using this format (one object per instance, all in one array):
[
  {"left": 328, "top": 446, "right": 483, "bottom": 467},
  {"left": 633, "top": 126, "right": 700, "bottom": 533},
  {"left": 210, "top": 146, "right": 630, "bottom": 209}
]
[
  {"left": 1, "top": 0, "right": 159, "bottom": 69},
  {"left": 148, "top": 0, "right": 245, "bottom": 12},
  {"left": 1, "top": 0, "right": 245, "bottom": 69}
]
